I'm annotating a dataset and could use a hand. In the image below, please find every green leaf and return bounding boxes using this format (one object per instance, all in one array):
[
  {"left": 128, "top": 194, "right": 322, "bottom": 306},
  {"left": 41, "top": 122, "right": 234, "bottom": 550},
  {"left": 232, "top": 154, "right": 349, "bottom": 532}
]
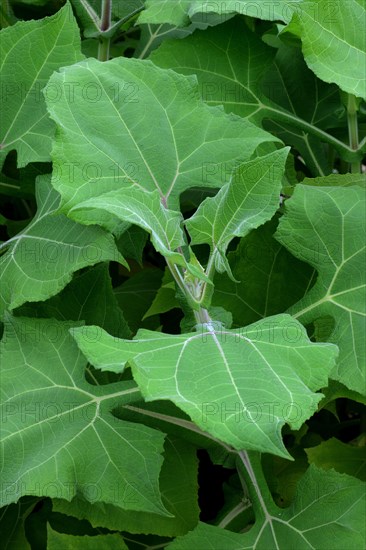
[
  {"left": 302, "top": 173, "right": 366, "bottom": 188},
  {"left": 47, "top": 526, "right": 128, "bottom": 550},
  {"left": 150, "top": 18, "right": 275, "bottom": 121},
  {"left": 72, "top": 315, "right": 337, "bottom": 458},
  {"left": 116, "top": 225, "right": 148, "bottom": 265},
  {"left": 151, "top": 18, "right": 355, "bottom": 165},
  {"left": 0, "top": 315, "right": 168, "bottom": 515},
  {"left": 15, "top": 263, "right": 131, "bottom": 339},
  {"left": 114, "top": 269, "right": 164, "bottom": 333},
  {"left": 320, "top": 380, "right": 366, "bottom": 409},
  {"left": 0, "top": 177, "right": 125, "bottom": 317},
  {"left": 166, "top": 466, "right": 366, "bottom": 549},
  {"left": 276, "top": 184, "right": 366, "bottom": 394},
  {"left": 0, "top": 498, "right": 37, "bottom": 550},
  {"left": 186, "top": 149, "right": 289, "bottom": 273},
  {"left": 212, "top": 217, "right": 316, "bottom": 328},
  {"left": 53, "top": 436, "right": 199, "bottom": 536},
  {"left": 139, "top": 0, "right": 301, "bottom": 26},
  {"left": 143, "top": 268, "right": 179, "bottom": 319},
  {"left": 46, "top": 56, "right": 276, "bottom": 225},
  {"left": 70, "top": 187, "right": 186, "bottom": 264},
  {"left": 0, "top": 2, "right": 84, "bottom": 168},
  {"left": 306, "top": 438, "right": 366, "bottom": 481},
  {"left": 260, "top": 44, "right": 343, "bottom": 176},
  {"left": 285, "top": 0, "right": 366, "bottom": 99}
]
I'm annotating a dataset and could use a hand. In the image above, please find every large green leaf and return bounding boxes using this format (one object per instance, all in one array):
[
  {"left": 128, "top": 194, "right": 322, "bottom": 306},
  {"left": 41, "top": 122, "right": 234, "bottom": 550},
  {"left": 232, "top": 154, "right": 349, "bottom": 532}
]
[
  {"left": 0, "top": 2, "right": 84, "bottom": 168},
  {"left": 47, "top": 526, "right": 128, "bottom": 550},
  {"left": 15, "top": 263, "right": 131, "bottom": 339},
  {"left": 151, "top": 18, "right": 354, "bottom": 168},
  {"left": 0, "top": 498, "right": 36, "bottom": 550},
  {"left": 46, "top": 56, "right": 276, "bottom": 225},
  {"left": 285, "top": 0, "right": 366, "bottom": 99},
  {"left": 53, "top": 436, "right": 199, "bottom": 537},
  {"left": 276, "top": 184, "right": 366, "bottom": 394},
  {"left": 72, "top": 315, "right": 337, "bottom": 458},
  {"left": 139, "top": 0, "right": 301, "bottom": 26},
  {"left": 0, "top": 315, "right": 168, "bottom": 515},
  {"left": 306, "top": 438, "right": 366, "bottom": 481},
  {"left": 114, "top": 269, "right": 163, "bottom": 333},
  {"left": 166, "top": 466, "right": 366, "bottom": 549},
  {"left": 186, "top": 149, "right": 289, "bottom": 273},
  {"left": 150, "top": 18, "right": 275, "bottom": 121},
  {"left": 260, "top": 44, "right": 343, "bottom": 176},
  {"left": 212, "top": 218, "right": 315, "bottom": 328},
  {"left": 0, "top": 177, "right": 125, "bottom": 317},
  {"left": 70, "top": 187, "right": 186, "bottom": 264}
]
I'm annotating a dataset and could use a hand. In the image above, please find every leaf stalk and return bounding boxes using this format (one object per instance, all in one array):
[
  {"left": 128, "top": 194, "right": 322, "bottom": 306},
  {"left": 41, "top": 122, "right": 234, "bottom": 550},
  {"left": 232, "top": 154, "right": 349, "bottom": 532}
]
[{"left": 98, "top": 0, "right": 112, "bottom": 61}]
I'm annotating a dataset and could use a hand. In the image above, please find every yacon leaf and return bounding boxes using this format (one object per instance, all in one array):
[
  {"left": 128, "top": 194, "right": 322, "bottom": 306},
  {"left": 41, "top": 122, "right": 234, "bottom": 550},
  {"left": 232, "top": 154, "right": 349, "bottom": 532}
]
[
  {"left": 0, "top": 315, "right": 168, "bottom": 515},
  {"left": 0, "top": 2, "right": 84, "bottom": 168},
  {"left": 139, "top": 0, "right": 301, "bottom": 26},
  {"left": 186, "top": 149, "right": 289, "bottom": 274},
  {"left": 72, "top": 314, "right": 337, "bottom": 458},
  {"left": 46, "top": 56, "right": 276, "bottom": 228},
  {"left": 165, "top": 466, "right": 366, "bottom": 549},
  {"left": 276, "top": 184, "right": 366, "bottom": 394},
  {"left": 285, "top": 0, "right": 366, "bottom": 99},
  {"left": 0, "top": 177, "right": 125, "bottom": 318}
]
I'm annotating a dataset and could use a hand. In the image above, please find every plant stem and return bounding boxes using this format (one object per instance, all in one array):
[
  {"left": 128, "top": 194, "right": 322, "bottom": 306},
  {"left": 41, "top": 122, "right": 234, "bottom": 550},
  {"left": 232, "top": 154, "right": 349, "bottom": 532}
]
[
  {"left": 166, "top": 256, "right": 215, "bottom": 327},
  {"left": 98, "top": 0, "right": 112, "bottom": 61},
  {"left": 346, "top": 94, "right": 360, "bottom": 173},
  {"left": 236, "top": 451, "right": 275, "bottom": 520},
  {"left": 193, "top": 306, "right": 212, "bottom": 326},
  {"left": 0, "top": 0, "right": 11, "bottom": 27},
  {"left": 262, "top": 105, "right": 359, "bottom": 162}
]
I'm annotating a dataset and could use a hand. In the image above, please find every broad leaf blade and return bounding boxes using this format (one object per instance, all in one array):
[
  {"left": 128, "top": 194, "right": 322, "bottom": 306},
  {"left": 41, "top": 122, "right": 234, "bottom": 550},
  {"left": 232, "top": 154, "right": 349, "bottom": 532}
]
[
  {"left": 150, "top": 18, "right": 275, "bottom": 121},
  {"left": 70, "top": 187, "right": 186, "bottom": 263},
  {"left": 139, "top": 0, "right": 301, "bottom": 26},
  {"left": 0, "top": 498, "right": 36, "bottom": 550},
  {"left": 212, "top": 218, "right": 316, "bottom": 327},
  {"left": 151, "top": 18, "right": 347, "bottom": 171},
  {"left": 47, "top": 526, "right": 128, "bottom": 550},
  {"left": 0, "top": 315, "right": 168, "bottom": 515},
  {"left": 114, "top": 269, "right": 163, "bottom": 333},
  {"left": 306, "top": 438, "right": 366, "bottom": 481},
  {"left": 0, "top": 2, "right": 84, "bottom": 168},
  {"left": 53, "top": 436, "right": 199, "bottom": 537},
  {"left": 285, "top": 0, "right": 366, "bottom": 99},
  {"left": 276, "top": 184, "right": 366, "bottom": 394},
  {"left": 186, "top": 149, "right": 289, "bottom": 272},
  {"left": 15, "top": 263, "right": 131, "bottom": 339},
  {"left": 0, "top": 177, "right": 125, "bottom": 317},
  {"left": 72, "top": 315, "right": 337, "bottom": 458},
  {"left": 46, "top": 57, "right": 276, "bottom": 226},
  {"left": 166, "top": 466, "right": 366, "bottom": 549},
  {"left": 261, "top": 44, "right": 343, "bottom": 176}
]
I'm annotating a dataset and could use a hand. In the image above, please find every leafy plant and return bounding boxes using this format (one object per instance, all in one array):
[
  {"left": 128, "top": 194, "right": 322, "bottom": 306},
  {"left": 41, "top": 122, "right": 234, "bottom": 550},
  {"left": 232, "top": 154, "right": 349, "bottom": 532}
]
[{"left": 0, "top": 1, "right": 365, "bottom": 548}]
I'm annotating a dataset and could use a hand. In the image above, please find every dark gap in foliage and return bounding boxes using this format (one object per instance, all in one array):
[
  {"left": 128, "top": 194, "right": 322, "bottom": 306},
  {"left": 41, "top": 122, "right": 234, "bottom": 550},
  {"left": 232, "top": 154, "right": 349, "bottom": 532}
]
[
  {"left": 85, "top": 363, "right": 133, "bottom": 386},
  {"left": 10, "top": 0, "right": 62, "bottom": 21},
  {"left": 143, "top": 240, "right": 166, "bottom": 270},
  {"left": 306, "top": 409, "right": 342, "bottom": 441},
  {"left": 160, "top": 308, "right": 184, "bottom": 334},
  {"left": 197, "top": 449, "right": 234, "bottom": 521}
]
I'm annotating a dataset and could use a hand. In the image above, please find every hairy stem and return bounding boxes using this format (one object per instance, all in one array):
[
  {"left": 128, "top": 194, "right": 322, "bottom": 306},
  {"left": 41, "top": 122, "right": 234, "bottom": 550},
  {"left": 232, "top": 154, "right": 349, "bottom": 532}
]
[
  {"left": 346, "top": 94, "right": 360, "bottom": 173},
  {"left": 98, "top": 0, "right": 112, "bottom": 61},
  {"left": 262, "top": 105, "right": 359, "bottom": 162},
  {"left": 237, "top": 451, "right": 275, "bottom": 520}
]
